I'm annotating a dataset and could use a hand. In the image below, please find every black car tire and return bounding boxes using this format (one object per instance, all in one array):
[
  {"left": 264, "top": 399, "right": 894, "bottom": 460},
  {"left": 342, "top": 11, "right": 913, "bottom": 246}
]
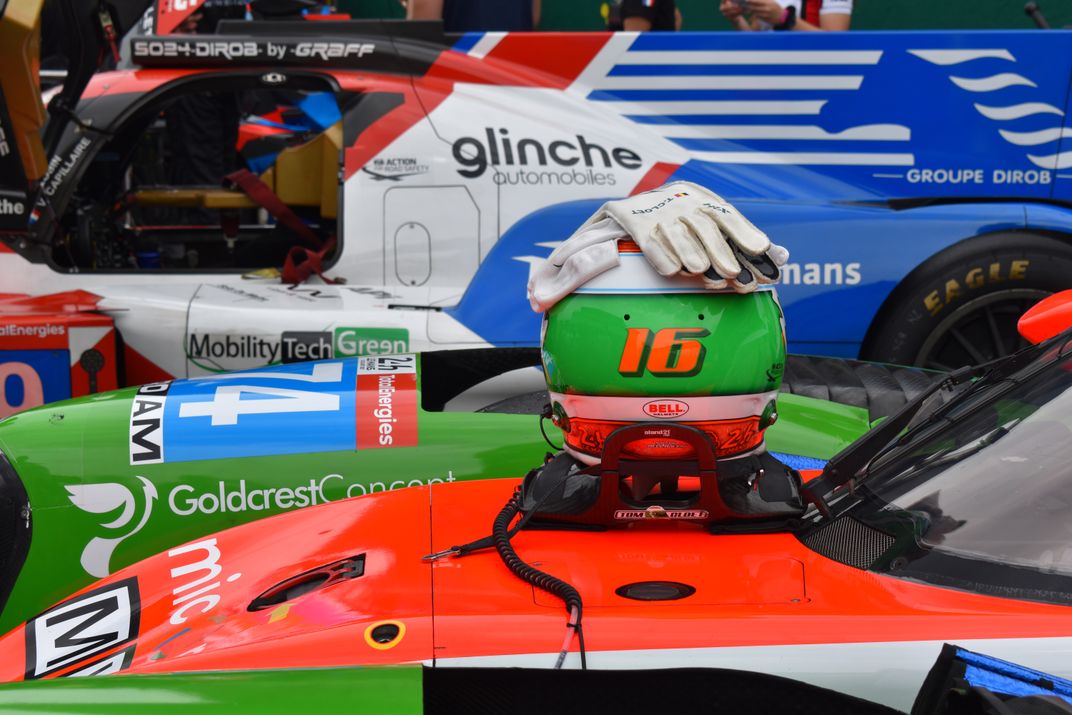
[
  {"left": 860, "top": 231, "right": 1072, "bottom": 369},
  {"left": 780, "top": 355, "right": 942, "bottom": 423}
]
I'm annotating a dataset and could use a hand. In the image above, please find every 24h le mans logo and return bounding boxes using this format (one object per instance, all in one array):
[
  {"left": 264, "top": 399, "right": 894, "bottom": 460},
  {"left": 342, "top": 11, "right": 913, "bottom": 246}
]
[{"left": 65, "top": 477, "right": 157, "bottom": 578}]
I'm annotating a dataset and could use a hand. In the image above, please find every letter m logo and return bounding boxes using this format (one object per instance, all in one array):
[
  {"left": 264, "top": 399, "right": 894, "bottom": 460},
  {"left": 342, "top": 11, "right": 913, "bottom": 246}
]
[{"left": 25, "top": 578, "right": 140, "bottom": 679}]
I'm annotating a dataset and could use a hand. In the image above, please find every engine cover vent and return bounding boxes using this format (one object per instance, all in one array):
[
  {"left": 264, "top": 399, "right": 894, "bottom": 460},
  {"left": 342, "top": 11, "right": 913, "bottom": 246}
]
[{"left": 248, "top": 554, "right": 365, "bottom": 611}]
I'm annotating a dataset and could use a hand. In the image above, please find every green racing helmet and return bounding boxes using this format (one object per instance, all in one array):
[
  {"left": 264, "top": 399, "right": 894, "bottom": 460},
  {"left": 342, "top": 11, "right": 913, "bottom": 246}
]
[{"left": 542, "top": 241, "right": 787, "bottom": 464}]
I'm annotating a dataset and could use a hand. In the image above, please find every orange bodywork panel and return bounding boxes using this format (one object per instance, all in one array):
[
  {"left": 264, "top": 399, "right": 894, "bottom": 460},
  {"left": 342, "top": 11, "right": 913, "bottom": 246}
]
[
  {"left": 1, "top": 478, "right": 1070, "bottom": 681},
  {"left": 1019, "top": 289, "right": 1072, "bottom": 344}
]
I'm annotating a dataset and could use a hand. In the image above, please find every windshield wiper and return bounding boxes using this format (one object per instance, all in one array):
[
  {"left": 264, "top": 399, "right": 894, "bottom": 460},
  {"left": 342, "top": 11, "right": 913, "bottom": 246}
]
[
  {"left": 800, "top": 336, "right": 1056, "bottom": 518},
  {"left": 800, "top": 364, "right": 975, "bottom": 516},
  {"left": 868, "top": 422, "right": 1015, "bottom": 492}
]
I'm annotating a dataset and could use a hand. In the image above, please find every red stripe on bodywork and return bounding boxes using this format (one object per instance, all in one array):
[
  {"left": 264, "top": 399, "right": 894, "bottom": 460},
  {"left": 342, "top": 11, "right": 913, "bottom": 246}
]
[
  {"left": 347, "top": 33, "right": 612, "bottom": 177},
  {"left": 340, "top": 81, "right": 441, "bottom": 181},
  {"left": 123, "top": 344, "right": 175, "bottom": 386},
  {"left": 631, "top": 162, "right": 681, "bottom": 195},
  {"left": 479, "top": 33, "right": 611, "bottom": 89},
  {"left": 427, "top": 33, "right": 611, "bottom": 89},
  {"left": 0, "top": 290, "right": 101, "bottom": 314}
]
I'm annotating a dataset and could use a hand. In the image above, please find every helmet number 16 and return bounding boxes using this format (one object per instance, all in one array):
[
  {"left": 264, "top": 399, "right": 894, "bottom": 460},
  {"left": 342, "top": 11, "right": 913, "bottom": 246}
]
[{"left": 618, "top": 328, "right": 710, "bottom": 377}]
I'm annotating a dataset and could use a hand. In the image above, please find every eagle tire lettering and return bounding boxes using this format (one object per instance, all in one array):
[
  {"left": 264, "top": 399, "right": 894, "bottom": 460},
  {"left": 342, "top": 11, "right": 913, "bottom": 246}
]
[{"left": 861, "top": 232, "right": 1072, "bottom": 365}]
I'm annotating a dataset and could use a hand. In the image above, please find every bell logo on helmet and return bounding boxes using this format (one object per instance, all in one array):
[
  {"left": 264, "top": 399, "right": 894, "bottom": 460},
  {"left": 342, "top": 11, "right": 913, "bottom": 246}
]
[
  {"left": 643, "top": 400, "right": 690, "bottom": 418},
  {"left": 618, "top": 328, "right": 710, "bottom": 377}
]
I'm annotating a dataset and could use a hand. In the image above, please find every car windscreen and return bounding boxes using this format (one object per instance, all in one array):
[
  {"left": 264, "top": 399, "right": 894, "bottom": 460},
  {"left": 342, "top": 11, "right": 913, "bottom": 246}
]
[{"left": 863, "top": 347, "right": 1072, "bottom": 576}]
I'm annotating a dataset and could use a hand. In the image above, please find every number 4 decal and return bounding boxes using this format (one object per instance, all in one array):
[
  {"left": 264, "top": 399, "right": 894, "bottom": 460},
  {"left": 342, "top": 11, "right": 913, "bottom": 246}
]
[{"left": 178, "top": 362, "right": 344, "bottom": 426}]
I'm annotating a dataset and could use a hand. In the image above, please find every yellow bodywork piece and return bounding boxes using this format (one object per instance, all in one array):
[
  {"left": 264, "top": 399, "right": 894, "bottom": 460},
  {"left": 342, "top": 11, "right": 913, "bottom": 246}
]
[
  {"left": 132, "top": 120, "right": 342, "bottom": 219},
  {"left": 0, "top": 0, "right": 48, "bottom": 182}
]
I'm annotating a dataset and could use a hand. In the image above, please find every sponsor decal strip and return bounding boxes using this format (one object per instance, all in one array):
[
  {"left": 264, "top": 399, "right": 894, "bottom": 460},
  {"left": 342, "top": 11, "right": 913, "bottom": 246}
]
[{"left": 356, "top": 355, "right": 418, "bottom": 449}]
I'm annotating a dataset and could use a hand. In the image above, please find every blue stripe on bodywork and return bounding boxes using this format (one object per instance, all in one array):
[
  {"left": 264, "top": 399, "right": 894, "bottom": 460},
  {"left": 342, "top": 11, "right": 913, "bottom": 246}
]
[
  {"left": 771, "top": 453, "right": 827, "bottom": 471},
  {"left": 958, "top": 648, "right": 1072, "bottom": 705},
  {"left": 452, "top": 32, "right": 484, "bottom": 54}
]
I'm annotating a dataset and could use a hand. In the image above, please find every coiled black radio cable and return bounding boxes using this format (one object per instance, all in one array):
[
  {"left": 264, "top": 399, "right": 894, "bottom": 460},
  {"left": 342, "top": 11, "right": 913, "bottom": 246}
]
[{"left": 492, "top": 488, "right": 587, "bottom": 670}]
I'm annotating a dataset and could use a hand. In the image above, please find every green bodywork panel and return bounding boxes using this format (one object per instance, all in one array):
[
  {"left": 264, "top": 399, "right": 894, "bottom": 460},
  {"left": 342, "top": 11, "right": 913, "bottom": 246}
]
[
  {"left": 0, "top": 666, "right": 424, "bottom": 713},
  {"left": 0, "top": 361, "right": 869, "bottom": 635}
]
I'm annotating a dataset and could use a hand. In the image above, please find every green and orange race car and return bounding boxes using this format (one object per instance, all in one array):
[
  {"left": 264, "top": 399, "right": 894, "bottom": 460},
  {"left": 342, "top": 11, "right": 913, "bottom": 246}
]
[{"left": 0, "top": 294, "right": 1070, "bottom": 713}]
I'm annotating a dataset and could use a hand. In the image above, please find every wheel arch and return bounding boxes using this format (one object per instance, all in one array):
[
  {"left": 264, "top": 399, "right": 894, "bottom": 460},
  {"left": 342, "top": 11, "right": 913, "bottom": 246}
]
[{"left": 858, "top": 227, "right": 1072, "bottom": 364}]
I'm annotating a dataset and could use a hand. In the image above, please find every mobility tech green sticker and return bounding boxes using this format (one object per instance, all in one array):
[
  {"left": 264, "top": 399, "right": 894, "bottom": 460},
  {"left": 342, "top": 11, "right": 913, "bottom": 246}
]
[{"left": 334, "top": 327, "right": 409, "bottom": 356}]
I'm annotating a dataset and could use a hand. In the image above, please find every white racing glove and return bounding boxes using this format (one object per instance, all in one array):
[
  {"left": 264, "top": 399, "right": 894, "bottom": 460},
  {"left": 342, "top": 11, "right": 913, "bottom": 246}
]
[{"left": 528, "top": 181, "right": 789, "bottom": 312}]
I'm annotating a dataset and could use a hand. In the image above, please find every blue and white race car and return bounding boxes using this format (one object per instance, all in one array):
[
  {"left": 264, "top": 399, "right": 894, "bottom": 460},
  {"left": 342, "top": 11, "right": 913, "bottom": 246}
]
[{"left": 1, "top": 0, "right": 1071, "bottom": 414}]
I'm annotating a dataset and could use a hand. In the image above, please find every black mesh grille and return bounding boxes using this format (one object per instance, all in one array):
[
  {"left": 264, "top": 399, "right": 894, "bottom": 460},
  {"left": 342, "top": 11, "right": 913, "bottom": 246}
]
[{"left": 800, "top": 517, "right": 895, "bottom": 570}]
